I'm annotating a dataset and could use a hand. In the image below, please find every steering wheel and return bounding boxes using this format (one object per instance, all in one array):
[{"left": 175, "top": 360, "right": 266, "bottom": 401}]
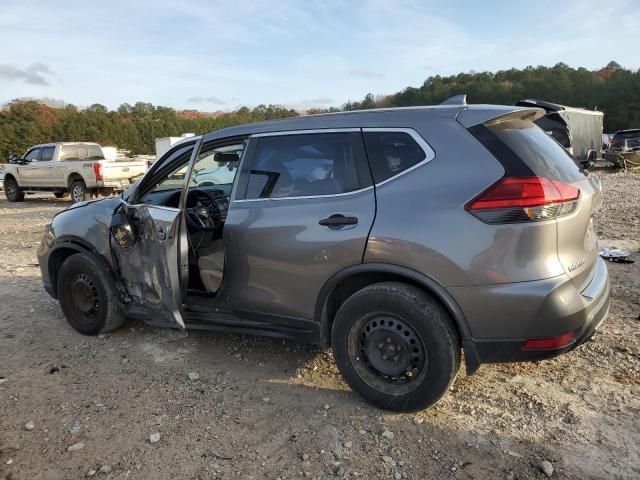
[{"left": 185, "top": 190, "right": 219, "bottom": 231}]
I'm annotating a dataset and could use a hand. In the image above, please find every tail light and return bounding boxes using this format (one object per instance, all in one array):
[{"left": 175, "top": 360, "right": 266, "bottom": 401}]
[
  {"left": 465, "top": 176, "right": 580, "bottom": 224},
  {"left": 93, "top": 163, "right": 103, "bottom": 181}
]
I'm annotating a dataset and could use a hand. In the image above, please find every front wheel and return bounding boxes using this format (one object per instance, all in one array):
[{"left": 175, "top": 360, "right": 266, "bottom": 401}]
[
  {"left": 331, "top": 282, "right": 460, "bottom": 411},
  {"left": 57, "top": 253, "right": 125, "bottom": 335},
  {"left": 70, "top": 180, "right": 87, "bottom": 203},
  {"left": 4, "top": 177, "right": 25, "bottom": 202}
]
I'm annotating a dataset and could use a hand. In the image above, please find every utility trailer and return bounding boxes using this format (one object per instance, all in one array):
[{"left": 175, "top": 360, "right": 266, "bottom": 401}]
[{"left": 516, "top": 99, "right": 604, "bottom": 167}]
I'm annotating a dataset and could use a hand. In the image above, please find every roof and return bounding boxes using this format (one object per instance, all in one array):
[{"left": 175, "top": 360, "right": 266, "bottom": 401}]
[
  {"left": 32, "top": 142, "right": 101, "bottom": 147},
  {"left": 202, "top": 104, "right": 536, "bottom": 142}
]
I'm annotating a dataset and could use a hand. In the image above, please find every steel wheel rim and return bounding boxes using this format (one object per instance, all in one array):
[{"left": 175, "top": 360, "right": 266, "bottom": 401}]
[
  {"left": 348, "top": 314, "right": 429, "bottom": 395},
  {"left": 70, "top": 273, "right": 99, "bottom": 320}
]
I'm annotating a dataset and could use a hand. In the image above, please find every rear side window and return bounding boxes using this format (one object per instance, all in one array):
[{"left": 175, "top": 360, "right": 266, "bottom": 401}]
[
  {"left": 473, "top": 120, "right": 586, "bottom": 183},
  {"left": 245, "top": 132, "right": 368, "bottom": 199},
  {"left": 60, "top": 144, "right": 104, "bottom": 161},
  {"left": 363, "top": 131, "right": 427, "bottom": 183},
  {"left": 40, "top": 146, "right": 55, "bottom": 161}
]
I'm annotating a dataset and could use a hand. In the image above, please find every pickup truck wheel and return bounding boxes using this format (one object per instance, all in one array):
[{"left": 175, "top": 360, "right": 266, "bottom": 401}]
[
  {"left": 53, "top": 192, "right": 68, "bottom": 199},
  {"left": 4, "top": 177, "right": 25, "bottom": 202},
  {"left": 57, "top": 253, "right": 125, "bottom": 335},
  {"left": 70, "top": 180, "right": 87, "bottom": 203},
  {"left": 331, "top": 282, "right": 461, "bottom": 412}
]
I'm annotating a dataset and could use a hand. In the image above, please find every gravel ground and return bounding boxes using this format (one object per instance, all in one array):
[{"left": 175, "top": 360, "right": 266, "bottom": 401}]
[{"left": 0, "top": 170, "right": 639, "bottom": 480}]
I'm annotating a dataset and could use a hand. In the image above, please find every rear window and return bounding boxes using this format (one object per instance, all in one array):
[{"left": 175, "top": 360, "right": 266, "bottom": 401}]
[
  {"left": 474, "top": 120, "right": 586, "bottom": 183},
  {"left": 363, "top": 131, "right": 427, "bottom": 183},
  {"left": 612, "top": 130, "right": 640, "bottom": 148},
  {"left": 60, "top": 144, "right": 104, "bottom": 161}
]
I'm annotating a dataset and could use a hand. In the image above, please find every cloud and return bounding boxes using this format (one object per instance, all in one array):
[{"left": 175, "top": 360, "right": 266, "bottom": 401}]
[
  {"left": 299, "top": 97, "right": 334, "bottom": 105},
  {"left": 347, "top": 68, "right": 383, "bottom": 79},
  {"left": 0, "top": 62, "right": 53, "bottom": 86},
  {"left": 186, "top": 95, "right": 226, "bottom": 105}
]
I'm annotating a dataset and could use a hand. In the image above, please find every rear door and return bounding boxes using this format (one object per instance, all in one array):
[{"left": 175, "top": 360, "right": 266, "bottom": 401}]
[
  {"left": 110, "top": 143, "right": 197, "bottom": 328},
  {"left": 223, "top": 129, "right": 375, "bottom": 320}
]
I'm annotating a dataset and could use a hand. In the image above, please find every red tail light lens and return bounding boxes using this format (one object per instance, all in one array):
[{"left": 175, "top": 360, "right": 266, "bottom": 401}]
[
  {"left": 523, "top": 331, "right": 576, "bottom": 350},
  {"left": 465, "top": 176, "right": 580, "bottom": 224},
  {"left": 93, "top": 163, "right": 103, "bottom": 181}
]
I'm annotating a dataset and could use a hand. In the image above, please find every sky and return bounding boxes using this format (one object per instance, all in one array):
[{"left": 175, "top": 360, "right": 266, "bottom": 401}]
[{"left": 0, "top": 0, "right": 638, "bottom": 112}]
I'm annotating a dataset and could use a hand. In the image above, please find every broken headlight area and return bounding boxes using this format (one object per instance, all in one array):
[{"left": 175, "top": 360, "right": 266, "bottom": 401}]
[{"left": 110, "top": 211, "right": 137, "bottom": 248}]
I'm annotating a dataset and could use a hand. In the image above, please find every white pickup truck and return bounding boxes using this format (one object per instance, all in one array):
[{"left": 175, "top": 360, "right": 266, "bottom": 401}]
[{"left": 3, "top": 142, "right": 147, "bottom": 203}]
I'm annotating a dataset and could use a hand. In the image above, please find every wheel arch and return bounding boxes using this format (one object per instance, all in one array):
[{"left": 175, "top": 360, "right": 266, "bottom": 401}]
[
  {"left": 4, "top": 173, "right": 18, "bottom": 185},
  {"left": 315, "top": 263, "right": 480, "bottom": 374},
  {"left": 67, "top": 172, "right": 85, "bottom": 188},
  {"left": 48, "top": 238, "right": 127, "bottom": 303}
]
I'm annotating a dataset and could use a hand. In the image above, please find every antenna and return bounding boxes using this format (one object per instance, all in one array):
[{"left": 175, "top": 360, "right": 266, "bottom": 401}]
[{"left": 440, "top": 94, "right": 467, "bottom": 106}]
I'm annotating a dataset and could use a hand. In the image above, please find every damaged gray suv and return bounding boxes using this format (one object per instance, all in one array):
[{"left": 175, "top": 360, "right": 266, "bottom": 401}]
[{"left": 38, "top": 97, "right": 610, "bottom": 411}]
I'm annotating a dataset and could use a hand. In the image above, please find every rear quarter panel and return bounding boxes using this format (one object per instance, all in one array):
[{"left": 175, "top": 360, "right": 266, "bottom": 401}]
[{"left": 364, "top": 115, "right": 565, "bottom": 287}]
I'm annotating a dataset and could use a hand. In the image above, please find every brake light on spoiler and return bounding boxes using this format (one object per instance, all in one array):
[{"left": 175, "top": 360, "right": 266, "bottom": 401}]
[{"left": 465, "top": 176, "right": 580, "bottom": 224}]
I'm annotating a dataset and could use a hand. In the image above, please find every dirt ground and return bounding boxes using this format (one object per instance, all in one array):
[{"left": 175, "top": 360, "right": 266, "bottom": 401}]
[{"left": 1, "top": 170, "right": 639, "bottom": 480}]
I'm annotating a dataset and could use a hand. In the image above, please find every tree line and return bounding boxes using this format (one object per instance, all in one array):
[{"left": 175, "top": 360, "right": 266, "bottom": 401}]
[
  {"left": 345, "top": 62, "right": 640, "bottom": 133},
  {"left": 1, "top": 62, "right": 638, "bottom": 161},
  {"left": 0, "top": 102, "right": 299, "bottom": 161}
]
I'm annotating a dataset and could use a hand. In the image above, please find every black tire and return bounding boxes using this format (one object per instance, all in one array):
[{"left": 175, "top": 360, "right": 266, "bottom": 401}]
[
  {"left": 57, "top": 253, "right": 125, "bottom": 335},
  {"left": 53, "top": 192, "right": 68, "bottom": 199},
  {"left": 331, "top": 282, "right": 460, "bottom": 412},
  {"left": 4, "top": 177, "right": 25, "bottom": 202},
  {"left": 70, "top": 179, "right": 87, "bottom": 203}
]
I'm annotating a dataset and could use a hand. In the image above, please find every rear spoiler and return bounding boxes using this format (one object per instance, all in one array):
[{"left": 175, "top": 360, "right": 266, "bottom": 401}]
[{"left": 456, "top": 106, "right": 545, "bottom": 128}]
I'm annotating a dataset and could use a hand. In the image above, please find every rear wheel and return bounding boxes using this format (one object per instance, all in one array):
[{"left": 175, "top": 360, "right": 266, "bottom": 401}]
[
  {"left": 57, "top": 253, "right": 125, "bottom": 335},
  {"left": 331, "top": 282, "right": 460, "bottom": 411},
  {"left": 70, "top": 179, "right": 87, "bottom": 203},
  {"left": 4, "top": 177, "right": 24, "bottom": 202}
]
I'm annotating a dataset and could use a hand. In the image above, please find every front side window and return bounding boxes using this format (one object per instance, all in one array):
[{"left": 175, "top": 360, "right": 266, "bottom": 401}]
[
  {"left": 363, "top": 131, "right": 427, "bottom": 184},
  {"left": 189, "top": 142, "right": 244, "bottom": 196},
  {"left": 246, "top": 133, "right": 363, "bottom": 199},
  {"left": 40, "top": 146, "right": 55, "bottom": 162},
  {"left": 24, "top": 148, "right": 41, "bottom": 161}
]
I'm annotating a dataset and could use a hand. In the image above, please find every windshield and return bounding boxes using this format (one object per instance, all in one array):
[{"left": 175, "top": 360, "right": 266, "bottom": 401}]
[{"left": 60, "top": 144, "right": 105, "bottom": 161}]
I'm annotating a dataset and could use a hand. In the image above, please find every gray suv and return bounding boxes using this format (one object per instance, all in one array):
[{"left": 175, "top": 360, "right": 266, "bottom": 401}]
[{"left": 37, "top": 97, "right": 610, "bottom": 411}]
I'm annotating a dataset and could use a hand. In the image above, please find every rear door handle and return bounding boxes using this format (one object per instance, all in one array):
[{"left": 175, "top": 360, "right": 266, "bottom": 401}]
[{"left": 319, "top": 214, "right": 358, "bottom": 228}]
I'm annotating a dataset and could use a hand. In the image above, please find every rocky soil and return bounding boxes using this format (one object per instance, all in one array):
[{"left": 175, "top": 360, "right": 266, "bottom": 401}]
[{"left": 1, "top": 170, "right": 639, "bottom": 480}]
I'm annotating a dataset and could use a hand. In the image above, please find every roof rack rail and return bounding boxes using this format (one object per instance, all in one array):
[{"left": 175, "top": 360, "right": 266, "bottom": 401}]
[{"left": 440, "top": 94, "right": 467, "bottom": 106}]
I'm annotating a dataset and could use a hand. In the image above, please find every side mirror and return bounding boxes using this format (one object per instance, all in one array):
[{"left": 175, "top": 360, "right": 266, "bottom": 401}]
[{"left": 110, "top": 210, "right": 136, "bottom": 248}]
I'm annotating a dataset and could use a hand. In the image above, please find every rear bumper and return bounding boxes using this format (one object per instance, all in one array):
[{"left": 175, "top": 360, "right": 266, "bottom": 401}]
[{"left": 453, "top": 257, "right": 610, "bottom": 365}]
